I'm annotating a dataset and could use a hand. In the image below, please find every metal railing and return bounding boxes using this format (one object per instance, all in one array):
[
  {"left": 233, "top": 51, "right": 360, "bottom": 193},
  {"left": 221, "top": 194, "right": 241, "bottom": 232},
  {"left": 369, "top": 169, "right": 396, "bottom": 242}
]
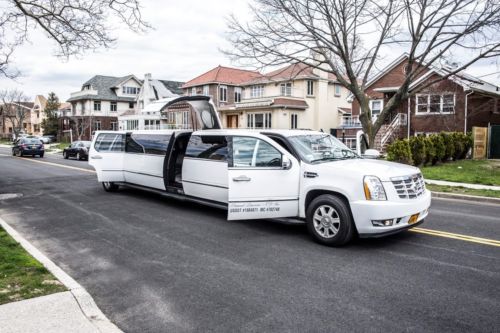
[{"left": 341, "top": 115, "right": 362, "bottom": 127}]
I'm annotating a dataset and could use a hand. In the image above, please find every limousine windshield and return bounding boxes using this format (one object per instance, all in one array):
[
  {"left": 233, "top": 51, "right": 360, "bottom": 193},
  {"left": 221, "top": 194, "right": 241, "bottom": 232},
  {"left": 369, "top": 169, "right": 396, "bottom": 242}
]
[{"left": 287, "top": 134, "right": 359, "bottom": 163}]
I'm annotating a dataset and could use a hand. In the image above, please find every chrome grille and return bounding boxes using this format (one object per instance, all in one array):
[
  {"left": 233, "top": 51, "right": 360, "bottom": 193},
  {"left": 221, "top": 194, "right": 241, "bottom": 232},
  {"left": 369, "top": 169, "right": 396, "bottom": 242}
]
[{"left": 391, "top": 173, "right": 426, "bottom": 199}]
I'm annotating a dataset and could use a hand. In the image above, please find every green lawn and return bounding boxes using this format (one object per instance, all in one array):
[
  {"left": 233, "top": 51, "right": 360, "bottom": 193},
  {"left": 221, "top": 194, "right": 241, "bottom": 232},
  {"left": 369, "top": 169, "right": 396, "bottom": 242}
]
[
  {"left": 426, "top": 184, "right": 500, "bottom": 199},
  {"left": 421, "top": 160, "right": 500, "bottom": 186},
  {"left": 0, "top": 227, "right": 66, "bottom": 305},
  {"left": 0, "top": 139, "right": 11, "bottom": 145}
]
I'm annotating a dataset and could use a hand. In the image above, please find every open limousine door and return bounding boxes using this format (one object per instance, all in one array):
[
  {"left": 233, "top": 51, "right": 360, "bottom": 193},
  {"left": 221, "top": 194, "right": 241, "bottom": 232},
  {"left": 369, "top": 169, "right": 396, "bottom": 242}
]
[{"left": 160, "top": 96, "right": 222, "bottom": 131}]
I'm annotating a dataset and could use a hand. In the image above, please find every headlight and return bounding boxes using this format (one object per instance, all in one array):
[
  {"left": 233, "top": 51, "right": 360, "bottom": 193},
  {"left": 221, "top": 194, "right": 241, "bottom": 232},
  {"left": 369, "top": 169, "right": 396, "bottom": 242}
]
[{"left": 363, "top": 176, "right": 387, "bottom": 201}]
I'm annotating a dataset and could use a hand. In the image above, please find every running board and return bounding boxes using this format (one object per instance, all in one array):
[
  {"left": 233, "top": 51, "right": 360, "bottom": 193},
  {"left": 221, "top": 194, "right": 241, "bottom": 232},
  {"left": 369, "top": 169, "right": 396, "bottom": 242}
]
[{"left": 116, "top": 182, "right": 228, "bottom": 211}]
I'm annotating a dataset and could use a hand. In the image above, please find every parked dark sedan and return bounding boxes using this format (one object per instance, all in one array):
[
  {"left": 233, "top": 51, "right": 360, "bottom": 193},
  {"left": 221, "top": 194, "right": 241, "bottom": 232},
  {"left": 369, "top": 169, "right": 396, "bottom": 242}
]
[
  {"left": 12, "top": 138, "right": 44, "bottom": 157},
  {"left": 63, "top": 141, "right": 91, "bottom": 160}
]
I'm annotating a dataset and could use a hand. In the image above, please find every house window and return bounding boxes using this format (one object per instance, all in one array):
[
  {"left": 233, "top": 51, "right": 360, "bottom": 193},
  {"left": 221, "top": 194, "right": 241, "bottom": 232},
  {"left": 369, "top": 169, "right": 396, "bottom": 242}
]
[
  {"left": 250, "top": 85, "right": 264, "bottom": 98},
  {"left": 234, "top": 87, "right": 242, "bottom": 103},
  {"left": 307, "top": 80, "right": 314, "bottom": 96},
  {"left": 203, "top": 85, "right": 210, "bottom": 96},
  {"left": 129, "top": 102, "right": 135, "bottom": 109},
  {"left": 370, "top": 100, "right": 383, "bottom": 117},
  {"left": 83, "top": 84, "right": 91, "bottom": 90},
  {"left": 291, "top": 113, "right": 298, "bottom": 129},
  {"left": 334, "top": 84, "right": 342, "bottom": 97},
  {"left": 94, "top": 120, "right": 101, "bottom": 131},
  {"left": 192, "top": 87, "right": 197, "bottom": 95},
  {"left": 111, "top": 121, "right": 118, "bottom": 131},
  {"left": 110, "top": 102, "right": 117, "bottom": 112},
  {"left": 94, "top": 101, "right": 101, "bottom": 111},
  {"left": 280, "top": 82, "right": 292, "bottom": 96},
  {"left": 145, "top": 119, "right": 161, "bottom": 130},
  {"left": 415, "top": 93, "right": 455, "bottom": 114},
  {"left": 247, "top": 113, "right": 272, "bottom": 129},
  {"left": 122, "top": 86, "right": 140, "bottom": 95},
  {"left": 219, "top": 85, "right": 227, "bottom": 102},
  {"left": 126, "top": 120, "right": 139, "bottom": 130}
]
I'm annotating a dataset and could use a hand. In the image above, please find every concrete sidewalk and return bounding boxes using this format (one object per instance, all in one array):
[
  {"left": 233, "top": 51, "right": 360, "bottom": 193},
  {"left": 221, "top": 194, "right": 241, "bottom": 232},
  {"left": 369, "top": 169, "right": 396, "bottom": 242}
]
[
  {"left": 0, "top": 292, "right": 100, "bottom": 333},
  {"left": 425, "top": 179, "right": 500, "bottom": 191}
]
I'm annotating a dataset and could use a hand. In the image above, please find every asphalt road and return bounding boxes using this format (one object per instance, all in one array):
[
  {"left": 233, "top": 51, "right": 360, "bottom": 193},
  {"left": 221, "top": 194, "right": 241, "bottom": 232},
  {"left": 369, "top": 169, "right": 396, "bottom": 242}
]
[{"left": 1, "top": 148, "right": 499, "bottom": 332}]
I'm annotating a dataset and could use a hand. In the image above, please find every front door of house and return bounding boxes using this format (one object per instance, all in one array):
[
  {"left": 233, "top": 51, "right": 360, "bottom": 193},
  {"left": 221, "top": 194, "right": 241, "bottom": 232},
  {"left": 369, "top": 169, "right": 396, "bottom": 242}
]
[{"left": 227, "top": 115, "right": 239, "bottom": 128}]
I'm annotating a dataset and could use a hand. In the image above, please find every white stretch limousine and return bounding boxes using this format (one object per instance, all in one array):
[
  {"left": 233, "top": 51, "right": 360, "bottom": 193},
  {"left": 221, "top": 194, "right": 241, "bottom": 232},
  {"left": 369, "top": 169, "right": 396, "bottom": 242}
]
[{"left": 89, "top": 96, "right": 431, "bottom": 245}]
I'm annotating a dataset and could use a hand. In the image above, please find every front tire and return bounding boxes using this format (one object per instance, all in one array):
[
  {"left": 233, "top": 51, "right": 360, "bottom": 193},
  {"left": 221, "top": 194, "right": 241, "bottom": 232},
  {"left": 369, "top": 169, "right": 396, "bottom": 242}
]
[
  {"left": 76, "top": 152, "right": 81, "bottom": 160},
  {"left": 63, "top": 152, "right": 68, "bottom": 159},
  {"left": 102, "top": 182, "right": 119, "bottom": 192},
  {"left": 306, "top": 194, "right": 355, "bottom": 246},
  {"left": 39, "top": 153, "right": 44, "bottom": 158}
]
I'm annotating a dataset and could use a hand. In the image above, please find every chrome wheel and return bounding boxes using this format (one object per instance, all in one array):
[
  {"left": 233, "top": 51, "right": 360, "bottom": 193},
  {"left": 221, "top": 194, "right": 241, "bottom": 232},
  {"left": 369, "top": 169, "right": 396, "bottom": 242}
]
[{"left": 313, "top": 205, "right": 340, "bottom": 239}]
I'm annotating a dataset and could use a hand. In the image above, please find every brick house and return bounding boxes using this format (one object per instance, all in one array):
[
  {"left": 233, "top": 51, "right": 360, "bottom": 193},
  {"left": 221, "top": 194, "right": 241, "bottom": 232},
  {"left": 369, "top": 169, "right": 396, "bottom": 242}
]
[
  {"left": 336, "top": 54, "right": 500, "bottom": 149},
  {"left": 183, "top": 64, "right": 351, "bottom": 132}
]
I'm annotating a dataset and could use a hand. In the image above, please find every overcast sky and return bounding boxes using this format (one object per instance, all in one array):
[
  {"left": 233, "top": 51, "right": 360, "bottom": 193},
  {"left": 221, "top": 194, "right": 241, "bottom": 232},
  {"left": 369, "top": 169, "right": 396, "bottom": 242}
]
[{"left": 0, "top": 0, "right": 499, "bottom": 102}]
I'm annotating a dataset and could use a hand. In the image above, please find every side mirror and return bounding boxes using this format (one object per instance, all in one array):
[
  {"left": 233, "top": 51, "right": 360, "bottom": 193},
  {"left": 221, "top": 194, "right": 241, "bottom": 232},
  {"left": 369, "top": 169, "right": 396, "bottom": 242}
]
[
  {"left": 362, "top": 149, "right": 381, "bottom": 159},
  {"left": 282, "top": 156, "right": 293, "bottom": 170}
]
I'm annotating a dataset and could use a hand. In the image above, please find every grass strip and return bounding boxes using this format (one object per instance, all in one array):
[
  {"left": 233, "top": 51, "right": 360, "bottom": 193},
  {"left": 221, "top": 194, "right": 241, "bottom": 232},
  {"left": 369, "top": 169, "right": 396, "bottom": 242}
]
[
  {"left": 0, "top": 226, "right": 66, "bottom": 305},
  {"left": 426, "top": 184, "right": 500, "bottom": 199}
]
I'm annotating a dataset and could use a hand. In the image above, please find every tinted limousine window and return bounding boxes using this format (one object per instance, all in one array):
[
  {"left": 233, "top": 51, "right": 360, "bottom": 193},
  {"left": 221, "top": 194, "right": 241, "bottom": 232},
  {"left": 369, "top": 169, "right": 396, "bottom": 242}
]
[
  {"left": 126, "top": 134, "right": 171, "bottom": 155},
  {"left": 185, "top": 135, "right": 228, "bottom": 161},
  {"left": 95, "top": 133, "right": 124, "bottom": 152}
]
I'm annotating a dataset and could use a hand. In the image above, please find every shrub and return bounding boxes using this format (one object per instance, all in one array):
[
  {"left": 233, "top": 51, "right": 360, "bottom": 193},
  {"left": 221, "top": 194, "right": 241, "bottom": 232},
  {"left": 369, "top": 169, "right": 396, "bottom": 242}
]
[
  {"left": 430, "top": 134, "right": 445, "bottom": 165},
  {"left": 461, "top": 132, "right": 473, "bottom": 159},
  {"left": 440, "top": 132, "right": 454, "bottom": 162},
  {"left": 386, "top": 139, "right": 412, "bottom": 165},
  {"left": 424, "top": 136, "right": 436, "bottom": 166},
  {"left": 451, "top": 132, "right": 465, "bottom": 161},
  {"left": 409, "top": 136, "right": 427, "bottom": 166}
]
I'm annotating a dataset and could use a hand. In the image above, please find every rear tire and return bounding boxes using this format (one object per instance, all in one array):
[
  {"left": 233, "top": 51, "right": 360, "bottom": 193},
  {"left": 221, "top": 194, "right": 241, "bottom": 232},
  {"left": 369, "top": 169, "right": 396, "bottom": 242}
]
[
  {"left": 102, "top": 182, "right": 119, "bottom": 192},
  {"left": 18, "top": 150, "right": 23, "bottom": 157},
  {"left": 39, "top": 153, "right": 44, "bottom": 158},
  {"left": 12, "top": 150, "right": 15, "bottom": 156},
  {"left": 77, "top": 152, "right": 81, "bottom": 160},
  {"left": 306, "top": 194, "right": 355, "bottom": 246}
]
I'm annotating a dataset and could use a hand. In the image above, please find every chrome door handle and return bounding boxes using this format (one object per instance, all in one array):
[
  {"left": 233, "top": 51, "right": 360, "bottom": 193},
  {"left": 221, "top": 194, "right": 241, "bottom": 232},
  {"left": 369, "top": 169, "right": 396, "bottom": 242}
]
[
  {"left": 232, "top": 175, "right": 251, "bottom": 182},
  {"left": 91, "top": 155, "right": 102, "bottom": 159}
]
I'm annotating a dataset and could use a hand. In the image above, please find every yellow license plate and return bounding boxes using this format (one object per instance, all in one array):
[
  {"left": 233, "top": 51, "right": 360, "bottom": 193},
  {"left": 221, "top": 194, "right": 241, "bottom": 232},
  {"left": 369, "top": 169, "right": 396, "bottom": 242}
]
[{"left": 408, "top": 214, "right": 420, "bottom": 225}]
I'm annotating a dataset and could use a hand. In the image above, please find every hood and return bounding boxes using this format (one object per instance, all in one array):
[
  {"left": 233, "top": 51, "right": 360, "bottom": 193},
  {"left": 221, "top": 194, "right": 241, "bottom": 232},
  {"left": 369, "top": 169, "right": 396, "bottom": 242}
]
[{"left": 309, "top": 159, "right": 420, "bottom": 182}]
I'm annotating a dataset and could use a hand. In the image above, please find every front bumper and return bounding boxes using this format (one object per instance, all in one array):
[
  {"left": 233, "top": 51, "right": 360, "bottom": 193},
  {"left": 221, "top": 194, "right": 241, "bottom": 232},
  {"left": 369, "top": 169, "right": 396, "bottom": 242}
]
[{"left": 350, "top": 190, "right": 431, "bottom": 237}]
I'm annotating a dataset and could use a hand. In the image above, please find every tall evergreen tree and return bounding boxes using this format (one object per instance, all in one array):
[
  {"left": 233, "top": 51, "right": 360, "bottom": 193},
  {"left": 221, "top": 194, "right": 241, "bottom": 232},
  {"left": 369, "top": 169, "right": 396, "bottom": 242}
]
[{"left": 41, "top": 92, "right": 60, "bottom": 136}]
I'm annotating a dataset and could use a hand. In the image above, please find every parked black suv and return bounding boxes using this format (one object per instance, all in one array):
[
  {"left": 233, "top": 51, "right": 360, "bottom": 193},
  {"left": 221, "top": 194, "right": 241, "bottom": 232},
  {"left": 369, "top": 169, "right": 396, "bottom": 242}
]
[
  {"left": 63, "top": 141, "right": 91, "bottom": 160},
  {"left": 12, "top": 138, "right": 44, "bottom": 157}
]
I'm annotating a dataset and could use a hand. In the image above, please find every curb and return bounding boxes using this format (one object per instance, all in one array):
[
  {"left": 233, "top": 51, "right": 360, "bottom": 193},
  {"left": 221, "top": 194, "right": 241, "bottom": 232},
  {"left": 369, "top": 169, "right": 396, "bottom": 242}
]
[
  {"left": 425, "top": 179, "right": 500, "bottom": 191},
  {"left": 431, "top": 191, "right": 500, "bottom": 205},
  {"left": 0, "top": 217, "right": 122, "bottom": 333}
]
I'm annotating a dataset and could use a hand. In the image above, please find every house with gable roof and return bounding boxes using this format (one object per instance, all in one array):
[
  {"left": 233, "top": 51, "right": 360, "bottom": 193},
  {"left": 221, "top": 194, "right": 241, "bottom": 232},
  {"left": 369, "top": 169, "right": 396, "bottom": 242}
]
[
  {"left": 337, "top": 54, "right": 500, "bottom": 150},
  {"left": 29, "top": 95, "right": 47, "bottom": 136},
  {"left": 183, "top": 64, "right": 351, "bottom": 132}
]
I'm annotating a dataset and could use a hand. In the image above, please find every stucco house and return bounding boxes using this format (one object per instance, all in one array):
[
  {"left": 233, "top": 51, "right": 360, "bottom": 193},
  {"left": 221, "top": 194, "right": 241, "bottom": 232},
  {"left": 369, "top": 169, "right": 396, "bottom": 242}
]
[
  {"left": 29, "top": 95, "right": 48, "bottom": 136},
  {"left": 183, "top": 63, "right": 351, "bottom": 132},
  {"left": 0, "top": 102, "right": 34, "bottom": 140},
  {"left": 118, "top": 73, "right": 184, "bottom": 131},
  {"left": 337, "top": 54, "right": 500, "bottom": 150}
]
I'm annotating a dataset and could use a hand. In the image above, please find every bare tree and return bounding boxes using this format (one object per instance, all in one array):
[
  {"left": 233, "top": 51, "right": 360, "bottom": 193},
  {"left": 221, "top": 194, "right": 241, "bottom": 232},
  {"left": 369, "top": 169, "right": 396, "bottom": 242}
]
[
  {"left": 70, "top": 115, "right": 93, "bottom": 140},
  {"left": 0, "top": 0, "right": 151, "bottom": 78},
  {"left": 225, "top": 0, "right": 500, "bottom": 147},
  {"left": 0, "top": 89, "right": 31, "bottom": 140}
]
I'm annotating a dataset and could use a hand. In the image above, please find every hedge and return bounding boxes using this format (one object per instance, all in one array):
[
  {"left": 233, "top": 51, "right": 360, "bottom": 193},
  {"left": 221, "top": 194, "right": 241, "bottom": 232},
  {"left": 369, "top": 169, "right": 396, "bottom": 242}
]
[{"left": 386, "top": 132, "right": 472, "bottom": 167}]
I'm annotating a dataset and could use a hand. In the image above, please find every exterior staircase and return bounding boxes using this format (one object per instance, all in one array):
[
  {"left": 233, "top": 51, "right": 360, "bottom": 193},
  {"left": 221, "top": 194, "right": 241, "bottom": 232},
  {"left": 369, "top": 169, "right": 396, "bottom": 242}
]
[{"left": 374, "top": 113, "right": 407, "bottom": 152}]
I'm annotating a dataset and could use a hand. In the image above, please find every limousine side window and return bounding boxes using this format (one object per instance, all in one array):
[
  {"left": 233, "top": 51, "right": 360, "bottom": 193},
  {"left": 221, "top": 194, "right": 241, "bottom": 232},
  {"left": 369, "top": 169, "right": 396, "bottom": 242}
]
[
  {"left": 232, "top": 137, "right": 282, "bottom": 167},
  {"left": 185, "top": 135, "right": 228, "bottom": 161},
  {"left": 94, "top": 133, "right": 124, "bottom": 152},
  {"left": 125, "top": 134, "right": 171, "bottom": 155}
]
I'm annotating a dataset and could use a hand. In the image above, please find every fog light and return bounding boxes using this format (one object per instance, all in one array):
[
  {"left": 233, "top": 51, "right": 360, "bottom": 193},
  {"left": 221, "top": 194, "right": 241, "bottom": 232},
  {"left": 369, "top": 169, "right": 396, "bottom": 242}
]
[{"left": 372, "top": 219, "right": 394, "bottom": 227}]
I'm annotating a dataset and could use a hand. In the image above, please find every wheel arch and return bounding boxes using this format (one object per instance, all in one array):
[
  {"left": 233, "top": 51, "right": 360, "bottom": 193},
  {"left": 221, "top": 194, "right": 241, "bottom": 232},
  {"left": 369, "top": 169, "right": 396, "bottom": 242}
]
[{"left": 304, "top": 189, "right": 358, "bottom": 233}]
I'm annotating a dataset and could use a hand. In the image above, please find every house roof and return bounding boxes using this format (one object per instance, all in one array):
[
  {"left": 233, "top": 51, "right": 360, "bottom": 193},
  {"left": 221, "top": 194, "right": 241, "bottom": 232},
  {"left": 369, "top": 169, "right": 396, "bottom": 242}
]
[
  {"left": 158, "top": 80, "right": 184, "bottom": 95},
  {"left": 182, "top": 66, "right": 262, "bottom": 88},
  {"left": 34, "top": 95, "right": 47, "bottom": 109},
  {"left": 243, "top": 63, "right": 340, "bottom": 85},
  {"left": 363, "top": 53, "right": 500, "bottom": 97},
  {"left": 58, "top": 102, "right": 71, "bottom": 110},
  {"left": 67, "top": 75, "right": 138, "bottom": 102}
]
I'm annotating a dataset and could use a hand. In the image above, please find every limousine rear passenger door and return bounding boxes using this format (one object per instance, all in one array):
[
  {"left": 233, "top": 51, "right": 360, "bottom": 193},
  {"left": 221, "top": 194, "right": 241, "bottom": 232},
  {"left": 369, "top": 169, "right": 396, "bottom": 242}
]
[
  {"left": 227, "top": 136, "right": 300, "bottom": 220},
  {"left": 90, "top": 132, "right": 125, "bottom": 182}
]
